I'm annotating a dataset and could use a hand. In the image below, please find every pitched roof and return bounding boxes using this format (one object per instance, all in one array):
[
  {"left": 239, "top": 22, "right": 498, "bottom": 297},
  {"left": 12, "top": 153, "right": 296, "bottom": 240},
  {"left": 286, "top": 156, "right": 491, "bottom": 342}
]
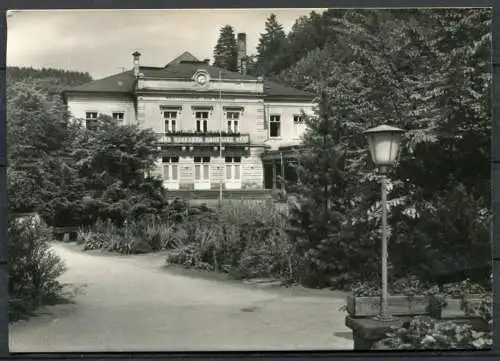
[
  {"left": 64, "top": 70, "right": 136, "bottom": 94},
  {"left": 64, "top": 52, "right": 314, "bottom": 100},
  {"left": 263, "top": 80, "right": 313, "bottom": 99},
  {"left": 167, "top": 51, "right": 200, "bottom": 65},
  {"left": 140, "top": 62, "right": 258, "bottom": 82}
]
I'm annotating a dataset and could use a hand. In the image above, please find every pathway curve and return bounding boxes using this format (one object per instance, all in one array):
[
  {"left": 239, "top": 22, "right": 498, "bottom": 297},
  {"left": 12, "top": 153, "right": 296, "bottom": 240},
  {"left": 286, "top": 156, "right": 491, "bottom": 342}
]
[{"left": 9, "top": 242, "right": 353, "bottom": 352}]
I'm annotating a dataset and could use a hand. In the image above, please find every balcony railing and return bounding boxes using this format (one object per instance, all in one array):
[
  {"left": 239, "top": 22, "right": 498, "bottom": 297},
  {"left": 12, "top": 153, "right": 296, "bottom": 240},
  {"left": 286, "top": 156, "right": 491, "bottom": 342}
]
[{"left": 158, "top": 132, "right": 250, "bottom": 145}]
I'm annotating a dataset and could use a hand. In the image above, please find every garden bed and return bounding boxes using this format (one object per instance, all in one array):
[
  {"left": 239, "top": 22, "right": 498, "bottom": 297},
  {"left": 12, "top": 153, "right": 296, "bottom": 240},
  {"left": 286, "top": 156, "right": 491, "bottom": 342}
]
[
  {"left": 345, "top": 292, "right": 490, "bottom": 350},
  {"left": 346, "top": 294, "right": 484, "bottom": 319}
]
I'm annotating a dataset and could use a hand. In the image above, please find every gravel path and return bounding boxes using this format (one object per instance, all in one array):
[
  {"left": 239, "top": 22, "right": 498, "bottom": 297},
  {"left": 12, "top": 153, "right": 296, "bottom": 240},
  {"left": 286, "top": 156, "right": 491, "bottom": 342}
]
[{"left": 9, "top": 242, "right": 353, "bottom": 352}]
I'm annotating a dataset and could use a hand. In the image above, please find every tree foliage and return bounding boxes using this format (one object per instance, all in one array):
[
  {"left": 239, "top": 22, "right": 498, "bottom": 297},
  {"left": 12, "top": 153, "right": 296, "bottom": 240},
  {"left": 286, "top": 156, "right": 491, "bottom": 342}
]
[
  {"left": 281, "top": 9, "right": 491, "bottom": 288},
  {"left": 71, "top": 115, "right": 167, "bottom": 225},
  {"left": 8, "top": 216, "right": 67, "bottom": 322},
  {"left": 7, "top": 80, "right": 79, "bottom": 213},
  {"left": 213, "top": 25, "right": 238, "bottom": 71},
  {"left": 7, "top": 66, "right": 92, "bottom": 96},
  {"left": 254, "top": 14, "right": 288, "bottom": 77},
  {"left": 7, "top": 68, "right": 167, "bottom": 227}
]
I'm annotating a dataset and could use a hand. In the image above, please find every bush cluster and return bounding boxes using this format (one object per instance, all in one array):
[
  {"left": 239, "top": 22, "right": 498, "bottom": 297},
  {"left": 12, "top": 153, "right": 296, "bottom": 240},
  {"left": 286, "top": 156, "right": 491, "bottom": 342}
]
[
  {"left": 8, "top": 217, "right": 67, "bottom": 322},
  {"left": 391, "top": 184, "right": 491, "bottom": 286},
  {"left": 77, "top": 214, "right": 180, "bottom": 254},
  {"left": 74, "top": 200, "right": 293, "bottom": 283},
  {"left": 76, "top": 190, "right": 492, "bottom": 293},
  {"left": 166, "top": 201, "right": 295, "bottom": 282},
  {"left": 287, "top": 182, "right": 491, "bottom": 290}
]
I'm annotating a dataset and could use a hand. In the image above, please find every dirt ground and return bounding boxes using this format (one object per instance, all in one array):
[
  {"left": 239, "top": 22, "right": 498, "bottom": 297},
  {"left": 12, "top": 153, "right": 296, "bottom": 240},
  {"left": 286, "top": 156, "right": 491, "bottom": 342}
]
[{"left": 9, "top": 242, "right": 353, "bottom": 353}]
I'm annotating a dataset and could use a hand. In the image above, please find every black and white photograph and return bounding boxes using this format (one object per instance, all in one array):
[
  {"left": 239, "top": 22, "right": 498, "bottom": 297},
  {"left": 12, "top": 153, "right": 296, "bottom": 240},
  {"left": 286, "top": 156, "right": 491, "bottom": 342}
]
[{"left": 6, "top": 7, "right": 493, "bottom": 352}]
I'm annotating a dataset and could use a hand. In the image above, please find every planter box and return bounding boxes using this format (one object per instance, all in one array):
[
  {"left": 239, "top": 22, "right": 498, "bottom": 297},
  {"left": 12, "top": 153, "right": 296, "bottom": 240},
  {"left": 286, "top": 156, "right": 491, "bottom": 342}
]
[
  {"left": 428, "top": 294, "right": 484, "bottom": 319},
  {"left": 346, "top": 293, "right": 489, "bottom": 350},
  {"left": 346, "top": 295, "right": 429, "bottom": 317}
]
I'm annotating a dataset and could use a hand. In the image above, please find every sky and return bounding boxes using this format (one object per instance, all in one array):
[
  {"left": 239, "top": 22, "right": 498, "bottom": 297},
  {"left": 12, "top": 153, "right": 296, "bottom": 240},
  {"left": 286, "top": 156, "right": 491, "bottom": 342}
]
[{"left": 7, "top": 9, "right": 326, "bottom": 79}]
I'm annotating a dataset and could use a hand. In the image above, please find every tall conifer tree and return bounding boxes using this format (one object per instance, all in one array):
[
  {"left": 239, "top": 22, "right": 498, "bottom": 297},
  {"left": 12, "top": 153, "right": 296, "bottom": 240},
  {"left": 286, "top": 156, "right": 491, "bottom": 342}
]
[
  {"left": 256, "top": 14, "right": 288, "bottom": 76},
  {"left": 213, "top": 25, "right": 238, "bottom": 71}
]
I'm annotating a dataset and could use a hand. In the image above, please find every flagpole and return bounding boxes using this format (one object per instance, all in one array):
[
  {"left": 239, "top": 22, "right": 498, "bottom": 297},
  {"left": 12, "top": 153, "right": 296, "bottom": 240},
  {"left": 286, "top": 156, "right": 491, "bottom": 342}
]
[{"left": 219, "top": 70, "right": 223, "bottom": 204}]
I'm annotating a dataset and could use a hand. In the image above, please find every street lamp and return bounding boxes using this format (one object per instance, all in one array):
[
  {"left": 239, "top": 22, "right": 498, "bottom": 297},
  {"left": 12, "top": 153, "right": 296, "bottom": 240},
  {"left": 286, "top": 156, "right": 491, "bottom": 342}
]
[
  {"left": 363, "top": 124, "right": 405, "bottom": 321},
  {"left": 218, "top": 70, "right": 223, "bottom": 204}
]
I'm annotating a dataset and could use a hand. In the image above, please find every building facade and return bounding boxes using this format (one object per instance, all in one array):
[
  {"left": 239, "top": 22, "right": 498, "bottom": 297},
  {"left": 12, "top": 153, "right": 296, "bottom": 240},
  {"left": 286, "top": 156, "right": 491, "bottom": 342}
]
[{"left": 64, "top": 35, "right": 314, "bottom": 195}]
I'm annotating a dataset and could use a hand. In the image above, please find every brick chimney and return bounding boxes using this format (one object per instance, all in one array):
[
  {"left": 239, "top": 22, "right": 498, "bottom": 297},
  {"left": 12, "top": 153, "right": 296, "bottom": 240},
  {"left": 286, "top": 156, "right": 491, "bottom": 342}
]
[
  {"left": 237, "top": 33, "right": 247, "bottom": 74},
  {"left": 132, "top": 51, "right": 141, "bottom": 77}
]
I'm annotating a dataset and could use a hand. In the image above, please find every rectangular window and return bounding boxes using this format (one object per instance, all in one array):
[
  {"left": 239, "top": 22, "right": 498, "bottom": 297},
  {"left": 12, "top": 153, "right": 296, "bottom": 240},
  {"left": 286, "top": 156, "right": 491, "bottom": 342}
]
[
  {"left": 224, "top": 156, "right": 241, "bottom": 163},
  {"left": 270, "top": 115, "right": 281, "bottom": 138},
  {"left": 293, "top": 114, "right": 305, "bottom": 134},
  {"left": 195, "top": 111, "right": 209, "bottom": 133},
  {"left": 163, "top": 111, "right": 177, "bottom": 133},
  {"left": 162, "top": 156, "right": 179, "bottom": 181},
  {"left": 162, "top": 156, "right": 180, "bottom": 162},
  {"left": 112, "top": 112, "right": 125, "bottom": 122},
  {"left": 225, "top": 156, "right": 241, "bottom": 180},
  {"left": 293, "top": 115, "right": 304, "bottom": 124},
  {"left": 226, "top": 111, "right": 240, "bottom": 133},
  {"left": 194, "top": 156, "right": 210, "bottom": 181},
  {"left": 85, "top": 112, "right": 98, "bottom": 130}
]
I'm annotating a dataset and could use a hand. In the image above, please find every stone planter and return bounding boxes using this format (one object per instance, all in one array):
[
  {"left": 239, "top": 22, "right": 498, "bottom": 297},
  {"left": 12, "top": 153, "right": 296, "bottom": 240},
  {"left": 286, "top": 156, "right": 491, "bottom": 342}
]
[
  {"left": 346, "top": 294, "right": 429, "bottom": 317},
  {"left": 428, "top": 294, "right": 485, "bottom": 319},
  {"left": 345, "top": 293, "right": 488, "bottom": 350},
  {"left": 345, "top": 315, "right": 406, "bottom": 350}
]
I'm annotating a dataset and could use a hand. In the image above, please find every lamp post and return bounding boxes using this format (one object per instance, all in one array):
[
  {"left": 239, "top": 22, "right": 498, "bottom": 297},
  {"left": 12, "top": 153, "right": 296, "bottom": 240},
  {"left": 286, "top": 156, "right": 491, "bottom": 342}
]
[
  {"left": 218, "top": 70, "right": 223, "bottom": 204},
  {"left": 363, "top": 124, "right": 405, "bottom": 322}
]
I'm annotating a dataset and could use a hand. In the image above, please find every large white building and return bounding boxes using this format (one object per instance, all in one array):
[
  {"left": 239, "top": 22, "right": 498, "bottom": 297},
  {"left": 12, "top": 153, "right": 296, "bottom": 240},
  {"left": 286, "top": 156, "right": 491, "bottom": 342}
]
[{"left": 63, "top": 34, "right": 314, "bottom": 197}]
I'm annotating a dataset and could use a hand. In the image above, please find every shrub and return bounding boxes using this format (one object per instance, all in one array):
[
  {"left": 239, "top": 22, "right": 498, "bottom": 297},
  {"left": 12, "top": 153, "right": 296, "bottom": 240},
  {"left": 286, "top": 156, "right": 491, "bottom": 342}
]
[
  {"left": 79, "top": 230, "right": 106, "bottom": 251},
  {"left": 168, "top": 243, "right": 214, "bottom": 271},
  {"left": 8, "top": 217, "right": 67, "bottom": 322},
  {"left": 232, "top": 217, "right": 293, "bottom": 280},
  {"left": 78, "top": 216, "right": 179, "bottom": 254},
  {"left": 134, "top": 214, "right": 180, "bottom": 250},
  {"left": 392, "top": 184, "right": 491, "bottom": 286},
  {"left": 166, "top": 201, "right": 294, "bottom": 282}
]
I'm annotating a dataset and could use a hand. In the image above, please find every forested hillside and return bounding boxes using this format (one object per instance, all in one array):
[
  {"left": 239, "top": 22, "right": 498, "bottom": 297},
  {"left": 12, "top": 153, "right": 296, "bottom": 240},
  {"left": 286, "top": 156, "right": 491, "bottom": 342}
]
[{"left": 7, "top": 66, "right": 92, "bottom": 95}]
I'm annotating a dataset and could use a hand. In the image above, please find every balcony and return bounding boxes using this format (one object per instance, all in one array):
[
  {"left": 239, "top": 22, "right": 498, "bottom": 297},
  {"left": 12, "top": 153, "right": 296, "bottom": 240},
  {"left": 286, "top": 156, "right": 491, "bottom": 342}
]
[{"left": 158, "top": 132, "right": 250, "bottom": 146}]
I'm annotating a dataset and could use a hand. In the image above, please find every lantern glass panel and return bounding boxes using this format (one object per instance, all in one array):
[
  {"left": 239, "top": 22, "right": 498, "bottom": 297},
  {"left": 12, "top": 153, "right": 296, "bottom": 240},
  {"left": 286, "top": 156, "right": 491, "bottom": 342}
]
[{"left": 368, "top": 132, "right": 403, "bottom": 166}]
